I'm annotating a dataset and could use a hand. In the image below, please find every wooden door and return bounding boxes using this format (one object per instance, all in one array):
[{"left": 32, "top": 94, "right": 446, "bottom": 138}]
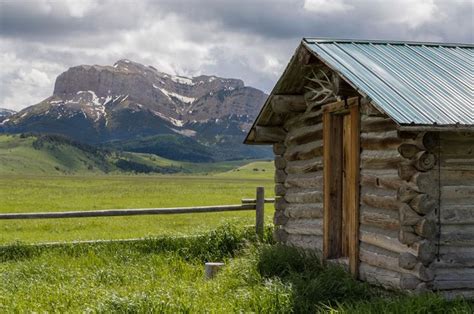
[{"left": 323, "top": 98, "right": 360, "bottom": 277}]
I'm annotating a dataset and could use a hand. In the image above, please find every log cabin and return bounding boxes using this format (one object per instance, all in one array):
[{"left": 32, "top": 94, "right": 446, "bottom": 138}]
[{"left": 244, "top": 39, "right": 473, "bottom": 298}]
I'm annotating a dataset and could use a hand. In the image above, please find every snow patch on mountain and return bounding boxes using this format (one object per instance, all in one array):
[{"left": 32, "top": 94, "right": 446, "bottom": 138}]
[
  {"left": 151, "top": 110, "right": 184, "bottom": 127},
  {"left": 158, "top": 88, "right": 195, "bottom": 104},
  {"left": 171, "top": 128, "right": 196, "bottom": 137},
  {"left": 171, "top": 75, "right": 194, "bottom": 86}
]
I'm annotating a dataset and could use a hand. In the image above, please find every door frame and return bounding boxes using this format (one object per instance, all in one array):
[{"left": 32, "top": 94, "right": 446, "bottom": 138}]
[{"left": 322, "top": 97, "right": 360, "bottom": 277}]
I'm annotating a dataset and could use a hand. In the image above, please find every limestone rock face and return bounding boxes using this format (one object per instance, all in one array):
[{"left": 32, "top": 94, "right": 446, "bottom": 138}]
[{"left": 0, "top": 60, "right": 270, "bottom": 161}]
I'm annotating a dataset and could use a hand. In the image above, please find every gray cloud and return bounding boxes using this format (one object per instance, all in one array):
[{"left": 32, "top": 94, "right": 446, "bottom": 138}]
[{"left": 0, "top": 0, "right": 472, "bottom": 111}]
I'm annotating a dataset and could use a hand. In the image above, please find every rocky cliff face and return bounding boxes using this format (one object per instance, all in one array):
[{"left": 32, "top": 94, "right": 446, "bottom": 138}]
[
  {"left": 0, "top": 108, "right": 16, "bottom": 122},
  {"left": 0, "top": 60, "right": 270, "bottom": 161}
]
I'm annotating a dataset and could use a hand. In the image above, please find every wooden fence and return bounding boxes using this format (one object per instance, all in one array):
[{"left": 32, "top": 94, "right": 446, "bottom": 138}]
[{"left": 0, "top": 187, "right": 274, "bottom": 239}]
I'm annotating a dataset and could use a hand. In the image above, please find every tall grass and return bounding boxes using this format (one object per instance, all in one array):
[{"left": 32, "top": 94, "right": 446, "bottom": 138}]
[
  {"left": 0, "top": 224, "right": 274, "bottom": 263},
  {"left": 256, "top": 244, "right": 473, "bottom": 313},
  {"left": 1, "top": 226, "right": 472, "bottom": 313}
]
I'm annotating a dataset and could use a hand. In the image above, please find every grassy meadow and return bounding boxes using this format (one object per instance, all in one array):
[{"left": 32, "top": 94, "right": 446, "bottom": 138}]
[
  {"left": 0, "top": 161, "right": 274, "bottom": 244},
  {"left": 1, "top": 151, "right": 472, "bottom": 312},
  {"left": 1, "top": 227, "right": 471, "bottom": 312}
]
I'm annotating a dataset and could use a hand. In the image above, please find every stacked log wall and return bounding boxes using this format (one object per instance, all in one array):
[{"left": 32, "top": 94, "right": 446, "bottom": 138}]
[
  {"left": 358, "top": 100, "right": 442, "bottom": 291},
  {"left": 433, "top": 132, "right": 474, "bottom": 299},
  {"left": 272, "top": 97, "right": 473, "bottom": 297},
  {"left": 273, "top": 99, "right": 324, "bottom": 252},
  {"left": 358, "top": 100, "right": 410, "bottom": 290}
]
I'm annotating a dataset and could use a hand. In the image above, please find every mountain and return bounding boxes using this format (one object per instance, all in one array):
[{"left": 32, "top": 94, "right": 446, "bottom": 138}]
[
  {"left": 0, "top": 108, "right": 16, "bottom": 122},
  {"left": 0, "top": 60, "right": 270, "bottom": 162}
]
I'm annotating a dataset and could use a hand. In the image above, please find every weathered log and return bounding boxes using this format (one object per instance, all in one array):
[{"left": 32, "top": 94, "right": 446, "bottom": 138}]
[
  {"left": 361, "top": 130, "right": 402, "bottom": 150},
  {"left": 399, "top": 226, "right": 420, "bottom": 245},
  {"left": 274, "top": 183, "right": 286, "bottom": 196},
  {"left": 411, "top": 172, "right": 439, "bottom": 196},
  {"left": 362, "top": 247, "right": 434, "bottom": 281},
  {"left": 283, "top": 113, "right": 303, "bottom": 131},
  {"left": 398, "top": 162, "right": 418, "bottom": 181},
  {"left": 434, "top": 267, "right": 474, "bottom": 281},
  {"left": 399, "top": 252, "right": 418, "bottom": 270},
  {"left": 361, "top": 116, "right": 398, "bottom": 133},
  {"left": 285, "top": 157, "right": 323, "bottom": 174},
  {"left": 414, "top": 219, "right": 437, "bottom": 239},
  {"left": 417, "top": 240, "right": 436, "bottom": 265},
  {"left": 399, "top": 203, "right": 421, "bottom": 226},
  {"left": 397, "top": 183, "right": 421, "bottom": 203},
  {"left": 440, "top": 225, "right": 474, "bottom": 246},
  {"left": 285, "top": 124, "right": 323, "bottom": 146},
  {"left": 285, "top": 108, "right": 323, "bottom": 131},
  {"left": 398, "top": 143, "right": 422, "bottom": 159},
  {"left": 434, "top": 280, "right": 474, "bottom": 290},
  {"left": 274, "top": 210, "right": 289, "bottom": 225},
  {"left": 286, "top": 234, "right": 323, "bottom": 251},
  {"left": 439, "top": 136, "right": 474, "bottom": 157},
  {"left": 273, "top": 143, "right": 286, "bottom": 155},
  {"left": 361, "top": 149, "right": 402, "bottom": 170},
  {"left": 284, "top": 203, "right": 323, "bottom": 219},
  {"left": 420, "top": 132, "right": 439, "bottom": 152},
  {"left": 299, "top": 108, "right": 323, "bottom": 126},
  {"left": 271, "top": 95, "right": 307, "bottom": 113},
  {"left": 274, "top": 169, "right": 287, "bottom": 184},
  {"left": 359, "top": 262, "right": 401, "bottom": 290},
  {"left": 359, "top": 246, "right": 399, "bottom": 271},
  {"left": 400, "top": 131, "right": 439, "bottom": 152},
  {"left": 360, "top": 172, "right": 403, "bottom": 191},
  {"left": 415, "top": 264, "right": 434, "bottom": 281},
  {"left": 400, "top": 273, "right": 421, "bottom": 290},
  {"left": 283, "top": 219, "right": 323, "bottom": 235},
  {"left": 437, "top": 246, "right": 474, "bottom": 267},
  {"left": 412, "top": 151, "right": 436, "bottom": 171},
  {"left": 274, "top": 156, "right": 286, "bottom": 170},
  {"left": 284, "top": 140, "right": 323, "bottom": 161},
  {"left": 361, "top": 194, "right": 400, "bottom": 211},
  {"left": 440, "top": 204, "right": 474, "bottom": 225},
  {"left": 441, "top": 185, "right": 474, "bottom": 205},
  {"left": 440, "top": 169, "right": 474, "bottom": 185},
  {"left": 285, "top": 189, "right": 323, "bottom": 204},
  {"left": 361, "top": 206, "right": 399, "bottom": 230},
  {"left": 274, "top": 197, "right": 288, "bottom": 211},
  {"left": 360, "top": 229, "right": 416, "bottom": 255},
  {"left": 409, "top": 194, "right": 437, "bottom": 215},
  {"left": 285, "top": 172, "right": 323, "bottom": 189},
  {"left": 254, "top": 126, "right": 287, "bottom": 142}
]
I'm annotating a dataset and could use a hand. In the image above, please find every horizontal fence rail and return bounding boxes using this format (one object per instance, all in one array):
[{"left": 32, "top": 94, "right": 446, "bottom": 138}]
[
  {"left": 0, "top": 187, "right": 274, "bottom": 238},
  {"left": 241, "top": 198, "right": 275, "bottom": 204},
  {"left": 0, "top": 204, "right": 257, "bottom": 220}
]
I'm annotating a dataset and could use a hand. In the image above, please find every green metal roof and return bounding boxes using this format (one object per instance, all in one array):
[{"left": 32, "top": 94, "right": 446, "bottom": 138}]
[{"left": 303, "top": 38, "right": 473, "bottom": 127}]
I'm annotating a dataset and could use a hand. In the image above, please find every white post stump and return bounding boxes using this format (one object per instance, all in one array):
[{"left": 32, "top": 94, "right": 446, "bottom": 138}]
[{"left": 205, "top": 262, "right": 225, "bottom": 279}]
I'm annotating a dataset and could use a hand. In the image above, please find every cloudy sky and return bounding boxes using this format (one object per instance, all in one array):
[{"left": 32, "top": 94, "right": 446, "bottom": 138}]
[{"left": 0, "top": 0, "right": 472, "bottom": 111}]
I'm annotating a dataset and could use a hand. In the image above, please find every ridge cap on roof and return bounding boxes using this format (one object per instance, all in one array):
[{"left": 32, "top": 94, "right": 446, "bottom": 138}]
[{"left": 303, "top": 37, "right": 474, "bottom": 48}]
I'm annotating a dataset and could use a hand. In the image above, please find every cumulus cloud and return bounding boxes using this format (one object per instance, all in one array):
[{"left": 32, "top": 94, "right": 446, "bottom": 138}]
[
  {"left": 0, "top": 0, "right": 472, "bottom": 111},
  {"left": 304, "top": 0, "right": 354, "bottom": 14}
]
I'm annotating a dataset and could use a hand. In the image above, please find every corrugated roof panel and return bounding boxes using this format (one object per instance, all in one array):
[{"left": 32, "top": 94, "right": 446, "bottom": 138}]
[{"left": 304, "top": 39, "right": 474, "bottom": 126}]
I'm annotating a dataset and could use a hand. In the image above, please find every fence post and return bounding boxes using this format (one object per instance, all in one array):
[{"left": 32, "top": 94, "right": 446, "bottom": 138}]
[{"left": 256, "top": 186, "right": 265, "bottom": 240}]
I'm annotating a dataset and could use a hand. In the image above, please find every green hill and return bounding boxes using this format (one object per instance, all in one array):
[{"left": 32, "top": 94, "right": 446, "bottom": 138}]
[
  {"left": 0, "top": 134, "right": 111, "bottom": 175},
  {"left": 0, "top": 134, "right": 271, "bottom": 176},
  {"left": 215, "top": 160, "right": 274, "bottom": 179}
]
